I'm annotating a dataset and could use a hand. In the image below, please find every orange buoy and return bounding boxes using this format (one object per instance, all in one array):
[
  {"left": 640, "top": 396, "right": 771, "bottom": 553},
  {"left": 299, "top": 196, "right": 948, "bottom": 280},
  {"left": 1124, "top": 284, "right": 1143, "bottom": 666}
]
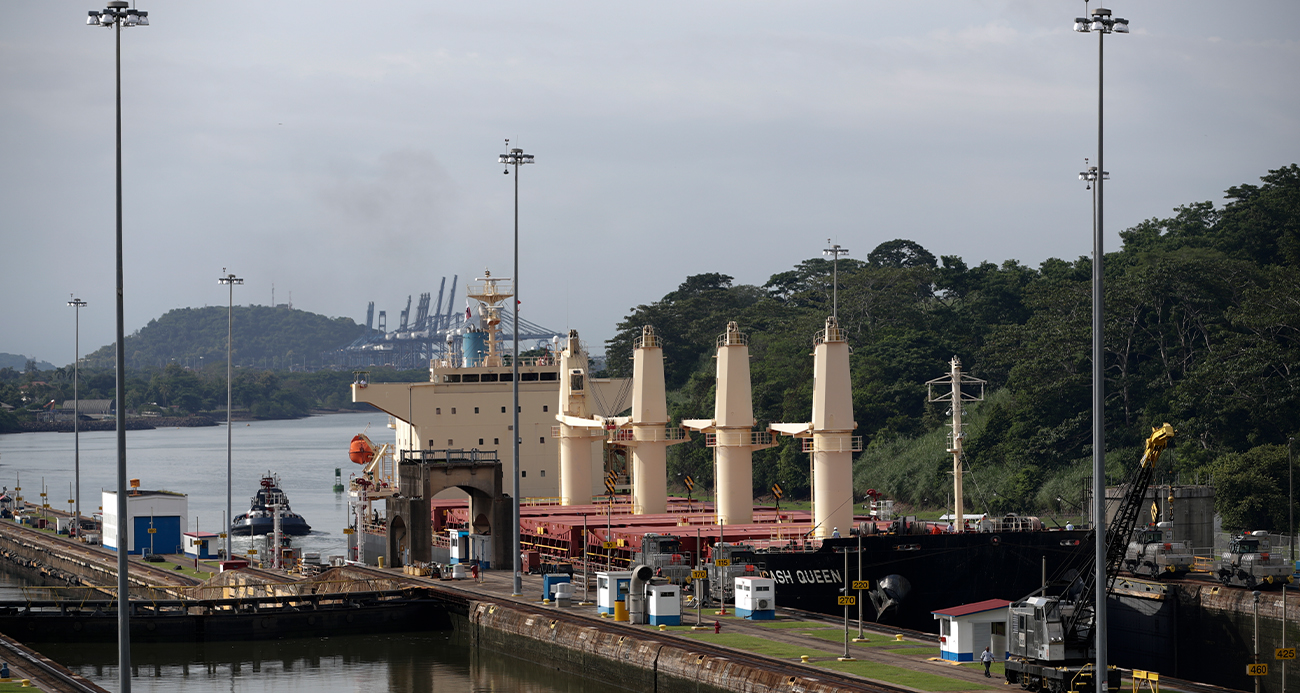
[{"left": 349, "top": 434, "right": 375, "bottom": 465}]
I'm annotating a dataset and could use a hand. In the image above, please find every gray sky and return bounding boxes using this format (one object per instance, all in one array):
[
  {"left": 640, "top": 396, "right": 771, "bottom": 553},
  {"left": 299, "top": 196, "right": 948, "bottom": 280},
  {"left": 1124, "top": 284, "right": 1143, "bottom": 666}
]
[{"left": 3, "top": 1, "right": 1297, "bottom": 367}]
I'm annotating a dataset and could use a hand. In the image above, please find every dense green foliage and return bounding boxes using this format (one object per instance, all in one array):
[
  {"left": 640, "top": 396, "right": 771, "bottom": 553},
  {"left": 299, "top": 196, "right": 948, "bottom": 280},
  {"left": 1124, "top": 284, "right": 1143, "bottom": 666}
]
[
  {"left": 81, "top": 305, "right": 366, "bottom": 371},
  {"left": 0, "top": 362, "right": 425, "bottom": 421},
  {"left": 605, "top": 165, "right": 1300, "bottom": 530}
]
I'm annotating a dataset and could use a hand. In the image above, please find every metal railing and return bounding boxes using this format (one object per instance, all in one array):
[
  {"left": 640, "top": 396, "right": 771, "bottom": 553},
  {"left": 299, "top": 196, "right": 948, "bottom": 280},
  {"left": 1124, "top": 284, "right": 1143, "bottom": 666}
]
[
  {"left": 814, "top": 325, "right": 847, "bottom": 344},
  {"left": 716, "top": 328, "right": 748, "bottom": 348},
  {"left": 705, "top": 430, "right": 773, "bottom": 447},
  {"left": 800, "top": 435, "right": 863, "bottom": 453},
  {"left": 609, "top": 426, "right": 687, "bottom": 442}
]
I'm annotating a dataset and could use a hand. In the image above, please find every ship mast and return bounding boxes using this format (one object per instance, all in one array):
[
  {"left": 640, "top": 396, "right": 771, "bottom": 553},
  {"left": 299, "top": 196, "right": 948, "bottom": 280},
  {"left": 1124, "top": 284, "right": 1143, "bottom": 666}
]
[
  {"left": 926, "top": 357, "right": 984, "bottom": 530},
  {"left": 465, "top": 270, "right": 513, "bottom": 367}
]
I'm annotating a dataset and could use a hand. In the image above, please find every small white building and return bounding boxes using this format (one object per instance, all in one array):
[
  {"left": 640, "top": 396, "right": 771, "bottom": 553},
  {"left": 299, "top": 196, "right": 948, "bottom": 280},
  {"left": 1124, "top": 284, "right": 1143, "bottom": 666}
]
[
  {"left": 102, "top": 488, "right": 188, "bottom": 556},
  {"left": 596, "top": 571, "right": 632, "bottom": 615},
  {"left": 733, "top": 576, "right": 776, "bottom": 620},
  {"left": 647, "top": 584, "right": 681, "bottom": 626},
  {"left": 183, "top": 531, "right": 219, "bottom": 559},
  {"left": 932, "top": 598, "right": 1010, "bottom": 662}
]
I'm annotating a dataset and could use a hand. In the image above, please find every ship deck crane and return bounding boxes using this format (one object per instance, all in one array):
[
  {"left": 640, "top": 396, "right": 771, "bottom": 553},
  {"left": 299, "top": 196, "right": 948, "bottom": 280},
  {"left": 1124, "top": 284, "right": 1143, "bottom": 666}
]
[{"left": 1004, "top": 423, "right": 1175, "bottom": 693}]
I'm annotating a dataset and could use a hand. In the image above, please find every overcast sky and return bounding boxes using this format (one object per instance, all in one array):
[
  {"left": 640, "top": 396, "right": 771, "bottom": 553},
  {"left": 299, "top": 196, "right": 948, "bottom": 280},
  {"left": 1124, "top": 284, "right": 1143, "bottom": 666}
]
[{"left": 2, "top": 1, "right": 1297, "bottom": 367}]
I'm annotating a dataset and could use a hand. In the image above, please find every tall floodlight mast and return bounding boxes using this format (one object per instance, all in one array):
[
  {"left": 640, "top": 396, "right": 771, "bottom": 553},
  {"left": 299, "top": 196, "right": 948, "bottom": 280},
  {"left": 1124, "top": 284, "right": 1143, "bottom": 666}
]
[
  {"left": 498, "top": 140, "right": 534, "bottom": 598},
  {"left": 1074, "top": 5, "right": 1128, "bottom": 690},
  {"left": 84, "top": 4, "right": 147, "bottom": 690},
  {"left": 219, "top": 270, "right": 243, "bottom": 562}
]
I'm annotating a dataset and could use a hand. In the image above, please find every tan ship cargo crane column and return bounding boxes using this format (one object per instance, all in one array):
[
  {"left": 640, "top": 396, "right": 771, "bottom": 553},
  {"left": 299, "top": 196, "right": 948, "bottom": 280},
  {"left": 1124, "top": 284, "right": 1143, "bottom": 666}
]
[
  {"left": 773, "top": 316, "right": 861, "bottom": 539},
  {"left": 617, "top": 326, "right": 687, "bottom": 514},
  {"left": 684, "top": 322, "right": 775, "bottom": 526},
  {"left": 555, "top": 330, "right": 607, "bottom": 505}
]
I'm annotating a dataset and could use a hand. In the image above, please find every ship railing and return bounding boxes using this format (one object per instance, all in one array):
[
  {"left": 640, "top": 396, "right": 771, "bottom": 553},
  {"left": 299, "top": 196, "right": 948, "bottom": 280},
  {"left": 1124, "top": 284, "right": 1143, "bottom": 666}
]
[
  {"left": 609, "top": 426, "right": 686, "bottom": 443},
  {"left": 402, "top": 448, "right": 501, "bottom": 464},
  {"left": 716, "top": 329, "right": 749, "bottom": 348},
  {"left": 800, "top": 435, "right": 863, "bottom": 453},
  {"left": 814, "top": 325, "right": 847, "bottom": 345},
  {"left": 705, "top": 430, "right": 774, "bottom": 447},
  {"left": 362, "top": 520, "right": 386, "bottom": 535},
  {"left": 590, "top": 494, "right": 635, "bottom": 508},
  {"left": 634, "top": 331, "right": 661, "bottom": 350},
  {"left": 522, "top": 497, "right": 563, "bottom": 507}
]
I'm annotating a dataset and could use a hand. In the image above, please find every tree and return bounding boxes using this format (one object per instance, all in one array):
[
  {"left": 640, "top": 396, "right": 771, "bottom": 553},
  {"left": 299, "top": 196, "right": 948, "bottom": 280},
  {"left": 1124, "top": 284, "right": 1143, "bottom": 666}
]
[{"left": 1212, "top": 444, "right": 1292, "bottom": 532}]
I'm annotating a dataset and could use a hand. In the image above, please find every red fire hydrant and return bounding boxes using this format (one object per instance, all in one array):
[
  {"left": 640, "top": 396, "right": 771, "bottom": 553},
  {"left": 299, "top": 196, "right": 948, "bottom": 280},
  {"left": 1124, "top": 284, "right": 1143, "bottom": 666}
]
[{"left": 714, "top": 620, "right": 721, "bottom": 634}]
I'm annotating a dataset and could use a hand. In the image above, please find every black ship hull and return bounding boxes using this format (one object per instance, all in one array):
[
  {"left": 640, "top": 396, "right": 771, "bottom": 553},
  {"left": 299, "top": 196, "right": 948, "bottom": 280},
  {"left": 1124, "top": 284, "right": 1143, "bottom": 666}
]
[
  {"left": 229, "top": 513, "right": 311, "bottom": 537},
  {"left": 746, "top": 529, "right": 1090, "bottom": 632}
]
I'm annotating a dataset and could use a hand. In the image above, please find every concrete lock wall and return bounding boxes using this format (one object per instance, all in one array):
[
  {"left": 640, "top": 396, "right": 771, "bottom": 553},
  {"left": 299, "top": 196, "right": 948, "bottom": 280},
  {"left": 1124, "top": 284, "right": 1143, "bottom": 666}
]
[{"left": 467, "top": 599, "right": 866, "bottom": 693}]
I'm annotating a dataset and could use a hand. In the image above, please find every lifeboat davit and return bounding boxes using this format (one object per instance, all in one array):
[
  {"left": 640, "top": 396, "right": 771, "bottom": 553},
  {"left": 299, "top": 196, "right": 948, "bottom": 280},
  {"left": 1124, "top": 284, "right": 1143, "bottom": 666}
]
[{"left": 349, "top": 433, "right": 376, "bottom": 465}]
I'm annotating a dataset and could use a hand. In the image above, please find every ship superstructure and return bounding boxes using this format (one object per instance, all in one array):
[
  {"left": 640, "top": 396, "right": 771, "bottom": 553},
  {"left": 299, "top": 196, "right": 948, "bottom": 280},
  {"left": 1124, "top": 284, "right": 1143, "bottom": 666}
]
[{"left": 352, "top": 270, "right": 630, "bottom": 502}]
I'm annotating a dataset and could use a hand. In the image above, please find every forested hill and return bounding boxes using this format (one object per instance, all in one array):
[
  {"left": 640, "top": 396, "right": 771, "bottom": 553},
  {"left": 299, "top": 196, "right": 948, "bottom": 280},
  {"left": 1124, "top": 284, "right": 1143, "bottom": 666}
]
[
  {"left": 604, "top": 164, "right": 1300, "bottom": 531},
  {"left": 83, "top": 305, "right": 365, "bottom": 371}
]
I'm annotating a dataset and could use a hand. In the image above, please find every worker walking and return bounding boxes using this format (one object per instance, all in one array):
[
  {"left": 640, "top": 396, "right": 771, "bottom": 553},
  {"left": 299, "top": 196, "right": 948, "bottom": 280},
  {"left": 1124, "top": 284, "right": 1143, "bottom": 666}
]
[{"left": 981, "top": 646, "right": 994, "bottom": 677}]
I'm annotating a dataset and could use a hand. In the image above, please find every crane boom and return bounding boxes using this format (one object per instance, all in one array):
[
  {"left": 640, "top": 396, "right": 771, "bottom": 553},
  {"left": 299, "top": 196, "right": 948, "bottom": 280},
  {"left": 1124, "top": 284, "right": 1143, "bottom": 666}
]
[{"left": 1005, "top": 423, "right": 1175, "bottom": 693}]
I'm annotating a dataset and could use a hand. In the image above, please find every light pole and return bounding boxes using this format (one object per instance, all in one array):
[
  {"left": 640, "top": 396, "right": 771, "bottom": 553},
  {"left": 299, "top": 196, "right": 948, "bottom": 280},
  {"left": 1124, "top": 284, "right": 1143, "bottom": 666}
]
[
  {"left": 499, "top": 140, "right": 534, "bottom": 597},
  {"left": 1289, "top": 437, "right": 1294, "bottom": 566},
  {"left": 85, "top": 4, "right": 146, "bottom": 691},
  {"left": 1075, "top": 7, "right": 1127, "bottom": 692},
  {"left": 823, "top": 241, "right": 849, "bottom": 320},
  {"left": 219, "top": 270, "right": 243, "bottom": 561},
  {"left": 67, "top": 296, "right": 87, "bottom": 538}
]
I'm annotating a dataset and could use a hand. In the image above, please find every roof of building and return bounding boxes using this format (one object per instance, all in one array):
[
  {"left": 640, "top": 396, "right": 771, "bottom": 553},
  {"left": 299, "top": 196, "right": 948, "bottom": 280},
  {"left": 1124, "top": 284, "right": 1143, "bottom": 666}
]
[
  {"left": 61, "top": 399, "right": 114, "bottom": 414},
  {"left": 931, "top": 598, "right": 1011, "bottom": 618}
]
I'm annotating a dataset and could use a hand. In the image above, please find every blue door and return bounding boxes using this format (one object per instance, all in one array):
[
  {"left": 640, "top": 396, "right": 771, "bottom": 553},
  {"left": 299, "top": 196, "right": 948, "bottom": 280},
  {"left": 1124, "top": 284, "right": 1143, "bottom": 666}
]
[{"left": 133, "top": 516, "right": 182, "bottom": 555}]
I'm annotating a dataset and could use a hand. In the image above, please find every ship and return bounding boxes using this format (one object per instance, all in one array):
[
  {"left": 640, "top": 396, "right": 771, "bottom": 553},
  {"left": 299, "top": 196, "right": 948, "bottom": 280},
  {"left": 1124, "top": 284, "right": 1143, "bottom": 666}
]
[
  {"left": 350, "top": 271, "right": 1091, "bottom": 631},
  {"left": 229, "top": 473, "right": 312, "bottom": 536}
]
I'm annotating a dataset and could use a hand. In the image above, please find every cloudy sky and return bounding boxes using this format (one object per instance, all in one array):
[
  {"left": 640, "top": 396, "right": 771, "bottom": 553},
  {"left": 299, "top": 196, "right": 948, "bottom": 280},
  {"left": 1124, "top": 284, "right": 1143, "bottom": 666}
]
[{"left": 2, "top": 1, "right": 1297, "bottom": 367}]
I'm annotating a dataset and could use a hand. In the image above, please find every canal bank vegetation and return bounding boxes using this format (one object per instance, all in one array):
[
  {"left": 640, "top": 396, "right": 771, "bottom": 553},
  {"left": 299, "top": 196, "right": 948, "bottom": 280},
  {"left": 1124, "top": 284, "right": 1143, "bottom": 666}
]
[
  {"left": 0, "top": 363, "right": 425, "bottom": 428},
  {"left": 605, "top": 164, "right": 1300, "bottom": 531}
]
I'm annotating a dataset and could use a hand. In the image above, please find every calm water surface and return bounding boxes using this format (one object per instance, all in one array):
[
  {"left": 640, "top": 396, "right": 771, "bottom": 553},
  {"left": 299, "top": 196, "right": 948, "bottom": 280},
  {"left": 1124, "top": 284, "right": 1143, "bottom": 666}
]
[
  {"left": 0, "top": 412, "right": 387, "bottom": 558},
  {"left": 0, "top": 414, "right": 598, "bottom": 692}
]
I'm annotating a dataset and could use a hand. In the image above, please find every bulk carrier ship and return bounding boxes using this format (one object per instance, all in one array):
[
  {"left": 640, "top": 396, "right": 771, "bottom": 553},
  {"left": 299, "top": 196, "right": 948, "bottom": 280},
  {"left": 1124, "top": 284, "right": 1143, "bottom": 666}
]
[{"left": 350, "top": 270, "right": 1089, "bottom": 631}]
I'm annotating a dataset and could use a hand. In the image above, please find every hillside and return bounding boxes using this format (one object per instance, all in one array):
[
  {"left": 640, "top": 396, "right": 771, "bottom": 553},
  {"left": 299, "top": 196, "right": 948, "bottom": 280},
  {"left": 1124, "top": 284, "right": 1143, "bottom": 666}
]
[
  {"left": 0, "top": 354, "right": 55, "bottom": 371},
  {"left": 82, "top": 305, "right": 366, "bottom": 371}
]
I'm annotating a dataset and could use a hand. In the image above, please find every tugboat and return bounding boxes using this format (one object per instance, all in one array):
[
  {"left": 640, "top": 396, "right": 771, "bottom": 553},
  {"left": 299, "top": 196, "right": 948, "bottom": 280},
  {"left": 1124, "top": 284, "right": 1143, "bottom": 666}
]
[{"left": 229, "top": 473, "right": 312, "bottom": 536}]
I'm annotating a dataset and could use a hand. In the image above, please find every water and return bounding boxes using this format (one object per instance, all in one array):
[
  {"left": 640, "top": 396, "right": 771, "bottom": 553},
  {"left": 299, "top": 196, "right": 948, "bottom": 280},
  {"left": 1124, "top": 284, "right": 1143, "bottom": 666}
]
[
  {"left": 32, "top": 632, "right": 599, "bottom": 693},
  {"left": 0, "top": 412, "right": 386, "bottom": 558},
  {"left": 0, "top": 414, "right": 600, "bottom": 693}
]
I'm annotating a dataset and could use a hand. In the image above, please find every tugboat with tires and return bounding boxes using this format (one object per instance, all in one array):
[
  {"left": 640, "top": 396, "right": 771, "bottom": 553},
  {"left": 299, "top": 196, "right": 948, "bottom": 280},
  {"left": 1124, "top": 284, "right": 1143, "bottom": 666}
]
[{"left": 229, "top": 473, "right": 312, "bottom": 536}]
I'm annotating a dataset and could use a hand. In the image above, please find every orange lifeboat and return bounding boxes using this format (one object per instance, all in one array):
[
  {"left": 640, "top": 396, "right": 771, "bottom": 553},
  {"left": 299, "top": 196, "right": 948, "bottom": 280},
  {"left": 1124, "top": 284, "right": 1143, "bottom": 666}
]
[{"left": 349, "top": 433, "right": 376, "bottom": 465}]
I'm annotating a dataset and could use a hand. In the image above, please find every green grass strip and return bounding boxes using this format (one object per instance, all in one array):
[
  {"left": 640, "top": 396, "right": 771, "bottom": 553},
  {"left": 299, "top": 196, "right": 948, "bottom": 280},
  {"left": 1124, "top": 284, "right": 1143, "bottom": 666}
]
[
  {"left": 816, "top": 659, "right": 998, "bottom": 691},
  {"left": 758, "top": 620, "right": 833, "bottom": 630},
  {"left": 0, "top": 682, "right": 46, "bottom": 692},
  {"left": 799, "top": 630, "right": 912, "bottom": 647},
  {"left": 676, "top": 632, "right": 818, "bottom": 659}
]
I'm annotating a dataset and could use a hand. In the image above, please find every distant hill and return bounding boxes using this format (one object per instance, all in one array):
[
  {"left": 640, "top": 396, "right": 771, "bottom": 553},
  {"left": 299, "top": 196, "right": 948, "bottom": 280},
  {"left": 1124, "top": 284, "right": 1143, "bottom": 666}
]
[
  {"left": 82, "top": 306, "right": 366, "bottom": 370},
  {"left": 0, "top": 353, "right": 55, "bottom": 371}
]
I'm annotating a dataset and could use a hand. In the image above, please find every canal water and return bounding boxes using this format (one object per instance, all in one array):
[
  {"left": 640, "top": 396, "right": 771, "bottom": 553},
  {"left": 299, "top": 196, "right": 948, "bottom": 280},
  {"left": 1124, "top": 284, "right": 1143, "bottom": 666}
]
[{"left": 0, "top": 412, "right": 600, "bottom": 692}]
